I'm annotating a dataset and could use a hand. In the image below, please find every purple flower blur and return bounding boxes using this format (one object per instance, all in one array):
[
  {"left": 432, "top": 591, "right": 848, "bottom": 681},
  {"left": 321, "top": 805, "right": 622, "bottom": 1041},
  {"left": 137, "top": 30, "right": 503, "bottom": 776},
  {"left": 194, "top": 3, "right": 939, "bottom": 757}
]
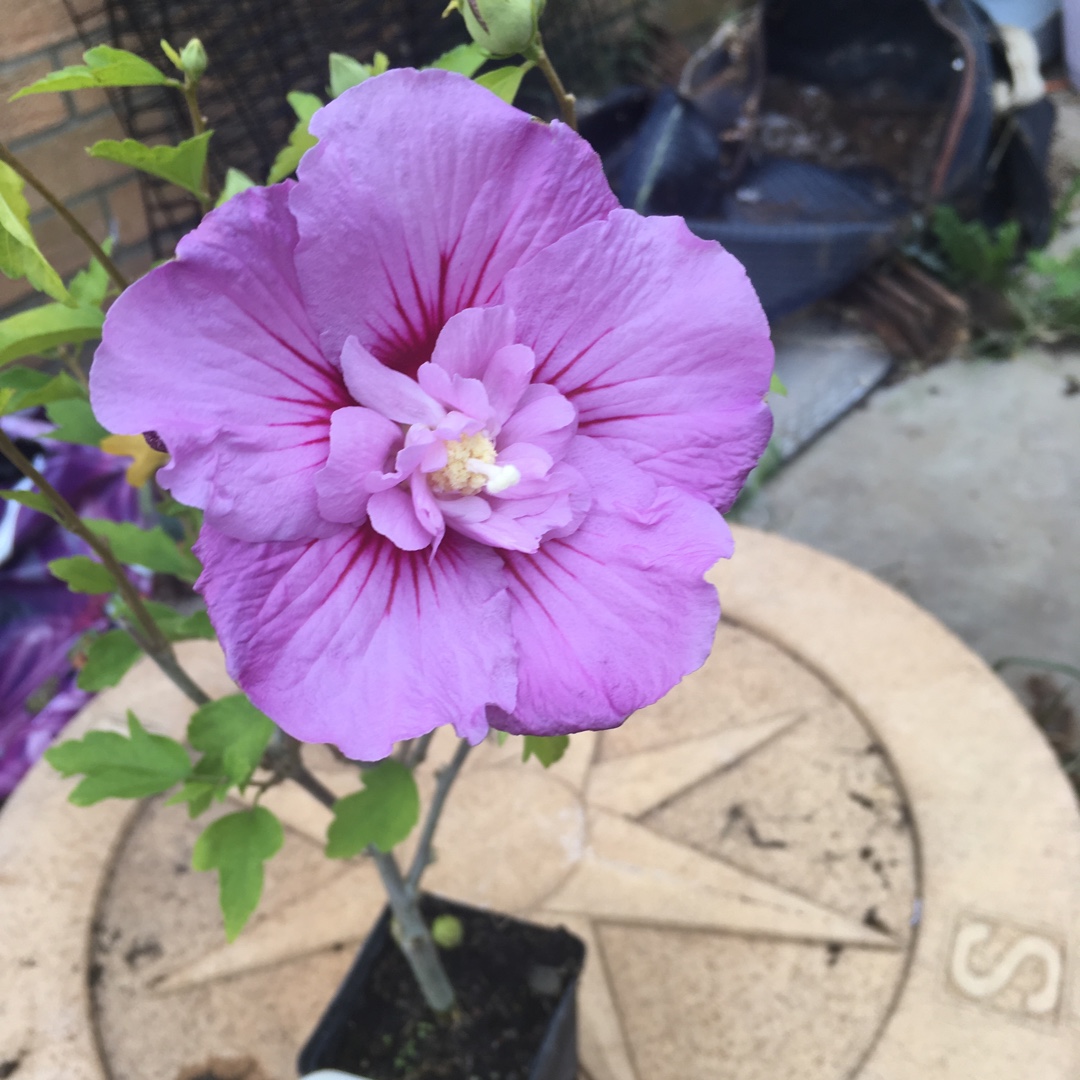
[
  {"left": 0, "top": 415, "right": 141, "bottom": 797},
  {"left": 91, "top": 70, "right": 773, "bottom": 759}
]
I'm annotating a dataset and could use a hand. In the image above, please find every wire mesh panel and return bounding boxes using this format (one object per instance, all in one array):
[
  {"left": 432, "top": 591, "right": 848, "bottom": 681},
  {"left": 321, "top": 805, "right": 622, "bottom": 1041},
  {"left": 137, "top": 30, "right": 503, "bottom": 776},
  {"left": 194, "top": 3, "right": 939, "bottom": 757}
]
[{"left": 63, "top": 0, "right": 650, "bottom": 256}]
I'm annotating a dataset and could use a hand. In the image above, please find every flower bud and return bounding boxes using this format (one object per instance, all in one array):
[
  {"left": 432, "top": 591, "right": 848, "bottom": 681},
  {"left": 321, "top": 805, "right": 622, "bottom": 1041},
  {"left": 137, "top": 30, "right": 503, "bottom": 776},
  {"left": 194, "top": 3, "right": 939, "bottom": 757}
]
[
  {"left": 179, "top": 38, "right": 208, "bottom": 82},
  {"left": 445, "top": 0, "right": 544, "bottom": 59}
]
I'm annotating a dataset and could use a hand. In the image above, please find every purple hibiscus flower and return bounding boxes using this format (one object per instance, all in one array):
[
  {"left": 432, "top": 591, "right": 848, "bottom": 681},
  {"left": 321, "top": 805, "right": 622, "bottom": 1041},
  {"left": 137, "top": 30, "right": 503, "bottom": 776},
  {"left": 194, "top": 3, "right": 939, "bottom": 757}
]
[{"left": 90, "top": 69, "right": 773, "bottom": 760}]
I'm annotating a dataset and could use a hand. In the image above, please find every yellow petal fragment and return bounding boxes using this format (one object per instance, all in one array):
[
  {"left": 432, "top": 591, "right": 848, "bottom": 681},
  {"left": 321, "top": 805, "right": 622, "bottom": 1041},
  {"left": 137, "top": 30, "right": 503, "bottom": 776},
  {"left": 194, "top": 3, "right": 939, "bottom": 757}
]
[{"left": 100, "top": 433, "right": 169, "bottom": 487}]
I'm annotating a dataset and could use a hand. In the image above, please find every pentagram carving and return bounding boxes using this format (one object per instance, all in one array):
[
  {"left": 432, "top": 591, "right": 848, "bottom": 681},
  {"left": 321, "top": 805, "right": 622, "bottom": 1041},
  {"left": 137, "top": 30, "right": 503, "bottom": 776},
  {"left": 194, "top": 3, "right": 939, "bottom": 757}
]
[
  {"left": 3, "top": 527, "right": 1078, "bottom": 1080},
  {"left": 90, "top": 622, "right": 916, "bottom": 1080}
]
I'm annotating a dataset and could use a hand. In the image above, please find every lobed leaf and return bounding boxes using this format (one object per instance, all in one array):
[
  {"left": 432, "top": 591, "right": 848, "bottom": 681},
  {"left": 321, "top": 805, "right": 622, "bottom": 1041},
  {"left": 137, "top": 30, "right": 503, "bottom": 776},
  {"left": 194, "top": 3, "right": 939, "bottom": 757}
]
[
  {"left": 215, "top": 167, "right": 257, "bottom": 207},
  {"left": 166, "top": 777, "right": 223, "bottom": 818},
  {"left": 45, "top": 711, "right": 191, "bottom": 805},
  {"left": 107, "top": 598, "right": 213, "bottom": 654},
  {"left": 267, "top": 92, "right": 321, "bottom": 184},
  {"left": 429, "top": 43, "right": 488, "bottom": 77},
  {"left": 12, "top": 45, "right": 175, "bottom": 98},
  {"left": 68, "top": 243, "right": 115, "bottom": 308},
  {"left": 43, "top": 397, "right": 110, "bottom": 446},
  {"left": 522, "top": 734, "right": 569, "bottom": 767},
  {"left": 77, "top": 628, "right": 142, "bottom": 690},
  {"left": 326, "top": 759, "right": 420, "bottom": 858},
  {"left": 328, "top": 51, "right": 389, "bottom": 98},
  {"left": 88, "top": 132, "right": 212, "bottom": 199},
  {"left": 48, "top": 555, "right": 116, "bottom": 594},
  {"left": 0, "top": 303, "right": 104, "bottom": 366},
  {"left": 187, "top": 694, "right": 275, "bottom": 789},
  {"left": 475, "top": 63, "right": 532, "bottom": 105},
  {"left": 84, "top": 519, "right": 202, "bottom": 581},
  {"left": 0, "top": 367, "right": 82, "bottom": 415},
  {"left": 192, "top": 806, "right": 284, "bottom": 940},
  {"left": 0, "top": 488, "right": 61, "bottom": 521},
  {"left": 0, "top": 161, "right": 71, "bottom": 303}
]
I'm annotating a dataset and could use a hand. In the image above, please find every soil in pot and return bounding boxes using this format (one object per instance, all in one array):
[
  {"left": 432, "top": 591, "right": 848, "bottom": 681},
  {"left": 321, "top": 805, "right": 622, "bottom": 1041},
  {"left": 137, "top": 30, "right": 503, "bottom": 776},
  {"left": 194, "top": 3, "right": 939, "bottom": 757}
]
[{"left": 310, "top": 896, "right": 584, "bottom": 1080}]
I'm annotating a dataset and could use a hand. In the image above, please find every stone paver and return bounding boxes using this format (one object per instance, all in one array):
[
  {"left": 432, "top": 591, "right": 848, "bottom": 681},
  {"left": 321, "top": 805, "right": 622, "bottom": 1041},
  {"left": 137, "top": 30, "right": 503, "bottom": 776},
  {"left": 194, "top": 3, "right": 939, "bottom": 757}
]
[
  {"left": 739, "top": 348, "right": 1080, "bottom": 703},
  {"left": 2, "top": 527, "right": 1079, "bottom": 1080}
]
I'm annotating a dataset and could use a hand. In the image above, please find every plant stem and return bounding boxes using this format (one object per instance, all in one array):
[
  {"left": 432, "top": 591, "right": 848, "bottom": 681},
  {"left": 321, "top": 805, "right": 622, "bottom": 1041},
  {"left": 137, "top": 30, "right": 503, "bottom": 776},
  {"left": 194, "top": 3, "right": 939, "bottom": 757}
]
[
  {"left": 0, "top": 429, "right": 210, "bottom": 706},
  {"left": 406, "top": 738, "right": 471, "bottom": 894},
  {"left": 280, "top": 737, "right": 338, "bottom": 808},
  {"left": 284, "top": 735, "right": 460, "bottom": 1013},
  {"left": 182, "top": 80, "right": 213, "bottom": 209},
  {"left": 0, "top": 141, "right": 129, "bottom": 292},
  {"left": 371, "top": 847, "right": 457, "bottom": 1013},
  {"left": 528, "top": 38, "right": 577, "bottom": 130},
  {"left": 59, "top": 345, "right": 90, "bottom": 391},
  {"left": 399, "top": 730, "right": 435, "bottom": 770}
]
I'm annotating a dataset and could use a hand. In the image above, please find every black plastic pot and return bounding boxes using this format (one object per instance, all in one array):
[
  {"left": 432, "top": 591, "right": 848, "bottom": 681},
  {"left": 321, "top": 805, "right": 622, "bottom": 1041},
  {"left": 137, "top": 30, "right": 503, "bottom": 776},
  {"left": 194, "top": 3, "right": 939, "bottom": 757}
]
[{"left": 297, "top": 894, "right": 585, "bottom": 1080}]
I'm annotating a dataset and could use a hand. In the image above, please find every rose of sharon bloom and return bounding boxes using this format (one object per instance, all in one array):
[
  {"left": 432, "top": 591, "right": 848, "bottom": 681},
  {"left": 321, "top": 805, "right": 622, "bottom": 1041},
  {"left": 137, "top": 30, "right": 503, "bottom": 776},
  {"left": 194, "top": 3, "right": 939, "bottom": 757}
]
[{"left": 91, "top": 69, "right": 773, "bottom": 760}]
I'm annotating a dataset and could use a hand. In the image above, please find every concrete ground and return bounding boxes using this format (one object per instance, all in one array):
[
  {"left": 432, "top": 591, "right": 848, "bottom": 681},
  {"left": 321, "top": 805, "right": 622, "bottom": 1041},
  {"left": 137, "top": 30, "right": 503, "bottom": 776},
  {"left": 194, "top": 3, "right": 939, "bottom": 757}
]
[{"left": 737, "top": 349, "right": 1080, "bottom": 705}]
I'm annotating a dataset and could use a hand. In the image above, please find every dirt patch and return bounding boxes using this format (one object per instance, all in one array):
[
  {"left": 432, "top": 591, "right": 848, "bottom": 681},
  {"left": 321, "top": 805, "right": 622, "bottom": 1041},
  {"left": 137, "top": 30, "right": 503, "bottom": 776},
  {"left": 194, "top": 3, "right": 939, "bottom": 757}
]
[{"left": 175, "top": 1056, "right": 272, "bottom": 1080}]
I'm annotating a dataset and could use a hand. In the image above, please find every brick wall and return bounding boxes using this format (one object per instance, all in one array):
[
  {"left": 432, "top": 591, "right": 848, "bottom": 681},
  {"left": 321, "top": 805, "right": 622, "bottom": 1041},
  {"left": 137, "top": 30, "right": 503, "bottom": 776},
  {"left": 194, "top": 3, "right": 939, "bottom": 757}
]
[{"left": 0, "top": 0, "right": 151, "bottom": 310}]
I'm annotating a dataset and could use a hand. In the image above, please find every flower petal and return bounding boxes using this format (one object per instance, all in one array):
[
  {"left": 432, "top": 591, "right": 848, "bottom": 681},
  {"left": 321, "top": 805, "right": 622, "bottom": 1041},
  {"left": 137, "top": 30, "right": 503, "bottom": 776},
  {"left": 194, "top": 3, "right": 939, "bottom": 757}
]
[
  {"left": 498, "top": 384, "right": 577, "bottom": 459},
  {"left": 315, "top": 407, "right": 402, "bottom": 525},
  {"left": 341, "top": 337, "right": 444, "bottom": 426},
  {"left": 91, "top": 183, "right": 345, "bottom": 541},
  {"left": 368, "top": 487, "right": 434, "bottom": 550},
  {"left": 502, "top": 209, "right": 774, "bottom": 511},
  {"left": 484, "top": 345, "right": 536, "bottom": 427},
  {"left": 195, "top": 525, "right": 517, "bottom": 759},
  {"left": 292, "top": 70, "right": 618, "bottom": 376},
  {"left": 417, "top": 363, "right": 491, "bottom": 424},
  {"left": 160, "top": 427, "right": 342, "bottom": 542},
  {"left": 429, "top": 306, "right": 517, "bottom": 381},
  {"left": 371, "top": 486, "right": 434, "bottom": 548},
  {"left": 494, "top": 439, "right": 731, "bottom": 735}
]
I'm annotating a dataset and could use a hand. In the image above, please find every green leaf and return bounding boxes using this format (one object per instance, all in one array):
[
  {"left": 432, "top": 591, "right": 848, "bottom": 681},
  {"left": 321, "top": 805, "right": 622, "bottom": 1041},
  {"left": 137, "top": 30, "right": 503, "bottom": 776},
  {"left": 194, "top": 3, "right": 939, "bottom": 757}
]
[
  {"left": 166, "top": 777, "right": 221, "bottom": 817},
  {"left": 12, "top": 45, "right": 174, "bottom": 98},
  {"left": 1, "top": 488, "right": 61, "bottom": 521},
  {"left": 0, "top": 302, "right": 104, "bottom": 366},
  {"left": 475, "top": 62, "right": 533, "bottom": 105},
  {"left": 0, "top": 161, "right": 71, "bottom": 303},
  {"left": 132, "top": 599, "right": 214, "bottom": 641},
  {"left": 107, "top": 598, "right": 211, "bottom": 644},
  {"left": 48, "top": 555, "right": 115, "bottom": 594},
  {"left": 88, "top": 132, "right": 212, "bottom": 199},
  {"left": 192, "top": 806, "right": 284, "bottom": 940},
  {"left": 160, "top": 39, "right": 183, "bottom": 70},
  {"left": 215, "top": 167, "right": 257, "bottom": 207},
  {"left": 68, "top": 241, "right": 114, "bottom": 308},
  {"left": 43, "top": 397, "right": 109, "bottom": 446},
  {"left": 522, "top": 734, "right": 569, "bottom": 767},
  {"left": 429, "top": 42, "right": 488, "bottom": 77},
  {"left": 326, "top": 759, "right": 420, "bottom": 858},
  {"left": 77, "top": 628, "right": 142, "bottom": 690},
  {"left": 45, "top": 711, "right": 191, "bottom": 805},
  {"left": 267, "top": 92, "right": 321, "bottom": 184},
  {"left": 769, "top": 372, "right": 787, "bottom": 398},
  {"left": 84, "top": 519, "right": 202, "bottom": 581},
  {"left": 187, "top": 694, "right": 275, "bottom": 789},
  {"left": 0, "top": 367, "right": 81, "bottom": 415},
  {"left": 328, "top": 51, "right": 389, "bottom": 98}
]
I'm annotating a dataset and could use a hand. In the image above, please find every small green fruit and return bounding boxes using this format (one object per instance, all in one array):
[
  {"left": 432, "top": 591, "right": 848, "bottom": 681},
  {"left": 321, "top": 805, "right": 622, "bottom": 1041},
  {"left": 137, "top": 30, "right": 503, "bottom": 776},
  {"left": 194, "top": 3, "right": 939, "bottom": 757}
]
[{"left": 431, "top": 913, "right": 464, "bottom": 949}]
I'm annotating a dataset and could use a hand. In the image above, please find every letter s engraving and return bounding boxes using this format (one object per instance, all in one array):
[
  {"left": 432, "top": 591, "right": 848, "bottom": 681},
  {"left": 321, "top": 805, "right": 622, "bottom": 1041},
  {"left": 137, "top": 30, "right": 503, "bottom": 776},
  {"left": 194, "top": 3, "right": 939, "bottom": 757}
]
[{"left": 950, "top": 919, "right": 1062, "bottom": 1016}]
